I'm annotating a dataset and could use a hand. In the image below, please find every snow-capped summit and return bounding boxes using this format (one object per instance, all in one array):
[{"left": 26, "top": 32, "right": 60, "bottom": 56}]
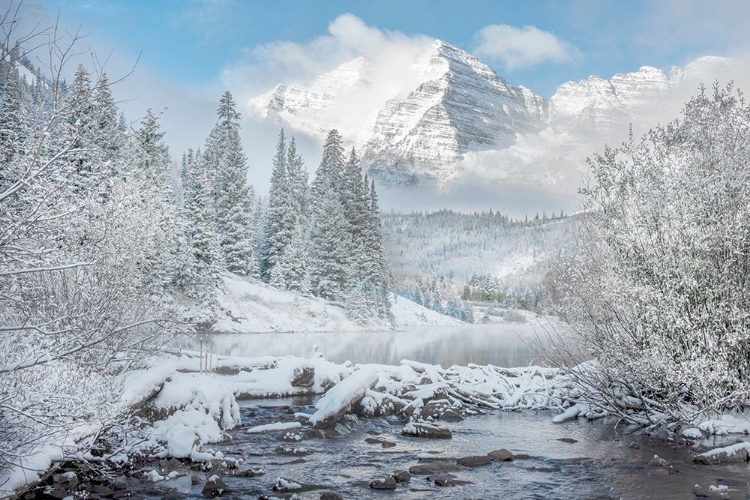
[
  {"left": 247, "top": 44, "right": 744, "bottom": 194},
  {"left": 359, "top": 39, "right": 548, "bottom": 184},
  {"left": 548, "top": 57, "right": 743, "bottom": 136},
  {"left": 247, "top": 56, "right": 373, "bottom": 139}
]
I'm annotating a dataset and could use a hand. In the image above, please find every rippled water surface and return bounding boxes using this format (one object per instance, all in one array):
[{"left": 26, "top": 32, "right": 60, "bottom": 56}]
[{"left": 160, "top": 326, "right": 750, "bottom": 499}]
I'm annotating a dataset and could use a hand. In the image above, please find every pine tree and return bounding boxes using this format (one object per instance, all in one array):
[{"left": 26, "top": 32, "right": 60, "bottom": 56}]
[
  {"left": 310, "top": 129, "right": 345, "bottom": 213},
  {"left": 183, "top": 152, "right": 221, "bottom": 299},
  {"left": 63, "top": 65, "right": 99, "bottom": 194},
  {"left": 264, "top": 129, "right": 295, "bottom": 280},
  {"left": 310, "top": 184, "right": 349, "bottom": 301},
  {"left": 92, "top": 72, "right": 122, "bottom": 163},
  {"left": 0, "top": 67, "right": 23, "bottom": 170},
  {"left": 271, "top": 223, "right": 310, "bottom": 293},
  {"left": 216, "top": 126, "right": 254, "bottom": 274},
  {"left": 342, "top": 147, "right": 366, "bottom": 276},
  {"left": 286, "top": 136, "right": 309, "bottom": 225},
  {"left": 250, "top": 197, "right": 267, "bottom": 280},
  {"left": 210, "top": 93, "right": 254, "bottom": 274},
  {"left": 363, "top": 179, "right": 392, "bottom": 321}
]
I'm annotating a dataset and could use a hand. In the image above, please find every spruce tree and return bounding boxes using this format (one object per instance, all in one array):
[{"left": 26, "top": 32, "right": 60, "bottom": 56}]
[
  {"left": 310, "top": 184, "right": 349, "bottom": 301},
  {"left": 209, "top": 93, "right": 254, "bottom": 274},
  {"left": 286, "top": 136, "right": 309, "bottom": 225},
  {"left": 183, "top": 152, "right": 221, "bottom": 299},
  {"left": 264, "top": 129, "right": 295, "bottom": 279},
  {"left": 310, "top": 129, "right": 345, "bottom": 213}
]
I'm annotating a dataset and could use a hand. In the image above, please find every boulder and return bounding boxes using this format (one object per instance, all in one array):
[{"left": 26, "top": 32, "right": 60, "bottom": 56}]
[
  {"left": 488, "top": 449, "right": 514, "bottom": 462},
  {"left": 237, "top": 466, "right": 266, "bottom": 477},
  {"left": 694, "top": 443, "right": 750, "bottom": 465},
  {"left": 320, "top": 492, "right": 345, "bottom": 500},
  {"left": 440, "top": 409, "right": 464, "bottom": 422},
  {"left": 401, "top": 422, "right": 452, "bottom": 439},
  {"left": 648, "top": 455, "right": 669, "bottom": 467},
  {"left": 292, "top": 367, "right": 315, "bottom": 388},
  {"left": 369, "top": 477, "right": 397, "bottom": 490},
  {"left": 392, "top": 470, "right": 411, "bottom": 483},
  {"left": 365, "top": 437, "right": 396, "bottom": 448},
  {"left": 409, "top": 462, "right": 464, "bottom": 475},
  {"left": 458, "top": 455, "right": 491, "bottom": 467},
  {"left": 201, "top": 476, "right": 229, "bottom": 497}
]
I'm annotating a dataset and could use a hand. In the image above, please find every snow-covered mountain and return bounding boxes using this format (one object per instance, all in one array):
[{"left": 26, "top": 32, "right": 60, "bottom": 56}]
[
  {"left": 360, "top": 41, "right": 548, "bottom": 184},
  {"left": 247, "top": 41, "right": 744, "bottom": 197},
  {"left": 548, "top": 56, "right": 739, "bottom": 135}
]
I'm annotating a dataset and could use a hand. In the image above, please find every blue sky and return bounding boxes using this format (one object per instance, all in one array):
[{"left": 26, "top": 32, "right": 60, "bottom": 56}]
[
  {"left": 38, "top": 0, "right": 750, "bottom": 98},
  {"left": 17, "top": 0, "right": 750, "bottom": 203}
]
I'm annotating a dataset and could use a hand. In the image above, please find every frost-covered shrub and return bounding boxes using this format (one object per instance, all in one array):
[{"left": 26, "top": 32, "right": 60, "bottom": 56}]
[{"left": 562, "top": 84, "right": 750, "bottom": 425}]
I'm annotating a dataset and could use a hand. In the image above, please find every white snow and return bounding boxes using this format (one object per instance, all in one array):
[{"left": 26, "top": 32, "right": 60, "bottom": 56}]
[
  {"left": 247, "top": 422, "right": 301, "bottom": 434},
  {"left": 193, "top": 274, "right": 461, "bottom": 333},
  {"left": 309, "top": 368, "right": 379, "bottom": 427},
  {"left": 696, "top": 441, "right": 750, "bottom": 459},
  {"left": 146, "top": 470, "right": 165, "bottom": 482},
  {"left": 552, "top": 403, "right": 590, "bottom": 423}
]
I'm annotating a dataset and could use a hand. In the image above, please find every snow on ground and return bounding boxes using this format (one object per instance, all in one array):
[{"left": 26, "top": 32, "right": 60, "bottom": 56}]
[
  {"left": 193, "top": 273, "right": 462, "bottom": 333},
  {"left": 9, "top": 348, "right": 750, "bottom": 497}
]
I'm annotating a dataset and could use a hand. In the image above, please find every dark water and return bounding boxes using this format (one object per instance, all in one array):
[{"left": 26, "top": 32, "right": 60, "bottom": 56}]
[
  {"left": 144, "top": 396, "right": 750, "bottom": 499},
  {"left": 160, "top": 326, "right": 750, "bottom": 498},
  {"left": 173, "top": 323, "right": 565, "bottom": 367}
]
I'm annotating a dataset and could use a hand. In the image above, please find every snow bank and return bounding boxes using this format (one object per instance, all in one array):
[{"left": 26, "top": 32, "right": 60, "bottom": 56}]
[
  {"left": 694, "top": 441, "right": 750, "bottom": 464},
  {"left": 145, "top": 372, "right": 240, "bottom": 458},
  {"left": 191, "top": 273, "right": 461, "bottom": 333}
]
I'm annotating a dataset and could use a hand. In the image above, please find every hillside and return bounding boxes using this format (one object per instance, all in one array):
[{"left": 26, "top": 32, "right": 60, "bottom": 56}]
[{"left": 182, "top": 273, "right": 463, "bottom": 333}]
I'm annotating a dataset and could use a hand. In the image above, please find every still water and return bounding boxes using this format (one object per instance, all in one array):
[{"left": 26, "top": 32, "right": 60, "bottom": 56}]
[{"left": 173, "top": 323, "right": 565, "bottom": 367}]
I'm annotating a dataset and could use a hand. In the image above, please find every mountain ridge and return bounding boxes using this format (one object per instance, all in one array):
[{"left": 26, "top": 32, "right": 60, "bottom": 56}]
[{"left": 246, "top": 41, "right": 743, "bottom": 193}]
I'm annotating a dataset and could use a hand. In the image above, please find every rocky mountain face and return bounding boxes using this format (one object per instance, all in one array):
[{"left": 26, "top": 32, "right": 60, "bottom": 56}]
[
  {"left": 247, "top": 42, "right": 742, "bottom": 193},
  {"left": 361, "top": 41, "right": 548, "bottom": 184},
  {"left": 548, "top": 56, "right": 739, "bottom": 136}
]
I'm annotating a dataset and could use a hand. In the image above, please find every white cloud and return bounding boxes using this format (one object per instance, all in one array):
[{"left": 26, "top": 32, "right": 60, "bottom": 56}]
[
  {"left": 221, "top": 13, "right": 433, "bottom": 103},
  {"left": 473, "top": 24, "right": 578, "bottom": 70}
]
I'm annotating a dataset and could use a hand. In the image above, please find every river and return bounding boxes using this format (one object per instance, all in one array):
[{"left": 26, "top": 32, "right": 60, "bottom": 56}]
[{"left": 161, "top": 325, "right": 750, "bottom": 499}]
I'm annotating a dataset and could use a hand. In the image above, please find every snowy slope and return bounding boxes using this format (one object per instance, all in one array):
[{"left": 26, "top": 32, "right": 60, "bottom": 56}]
[{"left": 191, "top": 273, "right": 462, "bottom": 333}]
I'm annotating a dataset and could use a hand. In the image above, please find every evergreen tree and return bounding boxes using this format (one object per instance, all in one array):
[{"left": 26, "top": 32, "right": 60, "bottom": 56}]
[
  {"left": 210, "top": 93, "right": 254, "bottom": 274},
  {"left": 286, "top": 136, "right": 309, "bottom": 224},
  {"left": 183, "top": 152, "right": 221, "bottom": 299},
  {"left": 264, "top": 129, "right": 295, "bottom": 279},
  {"left": 92, "top": 72, "right": 122, "bottom": 163},
  {"left": 310, "top": 129, "right": 345, "bottom": 212},
  {"left": 0, "top": 68, "right": 23, "bottom": 171},
  {"left": 271, "top": 223, "right": 310, "bottom": 293},
  {"left": 310, "top": 185, "right": 349, "bottom": 301}
]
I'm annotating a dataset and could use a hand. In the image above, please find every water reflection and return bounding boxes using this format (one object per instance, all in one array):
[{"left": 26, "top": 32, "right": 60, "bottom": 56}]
[{"left": 172, "top": 324, "right": 565, "bottom": 367}]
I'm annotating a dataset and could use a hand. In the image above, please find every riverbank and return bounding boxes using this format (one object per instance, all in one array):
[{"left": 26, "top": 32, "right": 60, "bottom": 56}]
[{"left": 6, "top": 351, "right": 750, "bottom": 499}]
